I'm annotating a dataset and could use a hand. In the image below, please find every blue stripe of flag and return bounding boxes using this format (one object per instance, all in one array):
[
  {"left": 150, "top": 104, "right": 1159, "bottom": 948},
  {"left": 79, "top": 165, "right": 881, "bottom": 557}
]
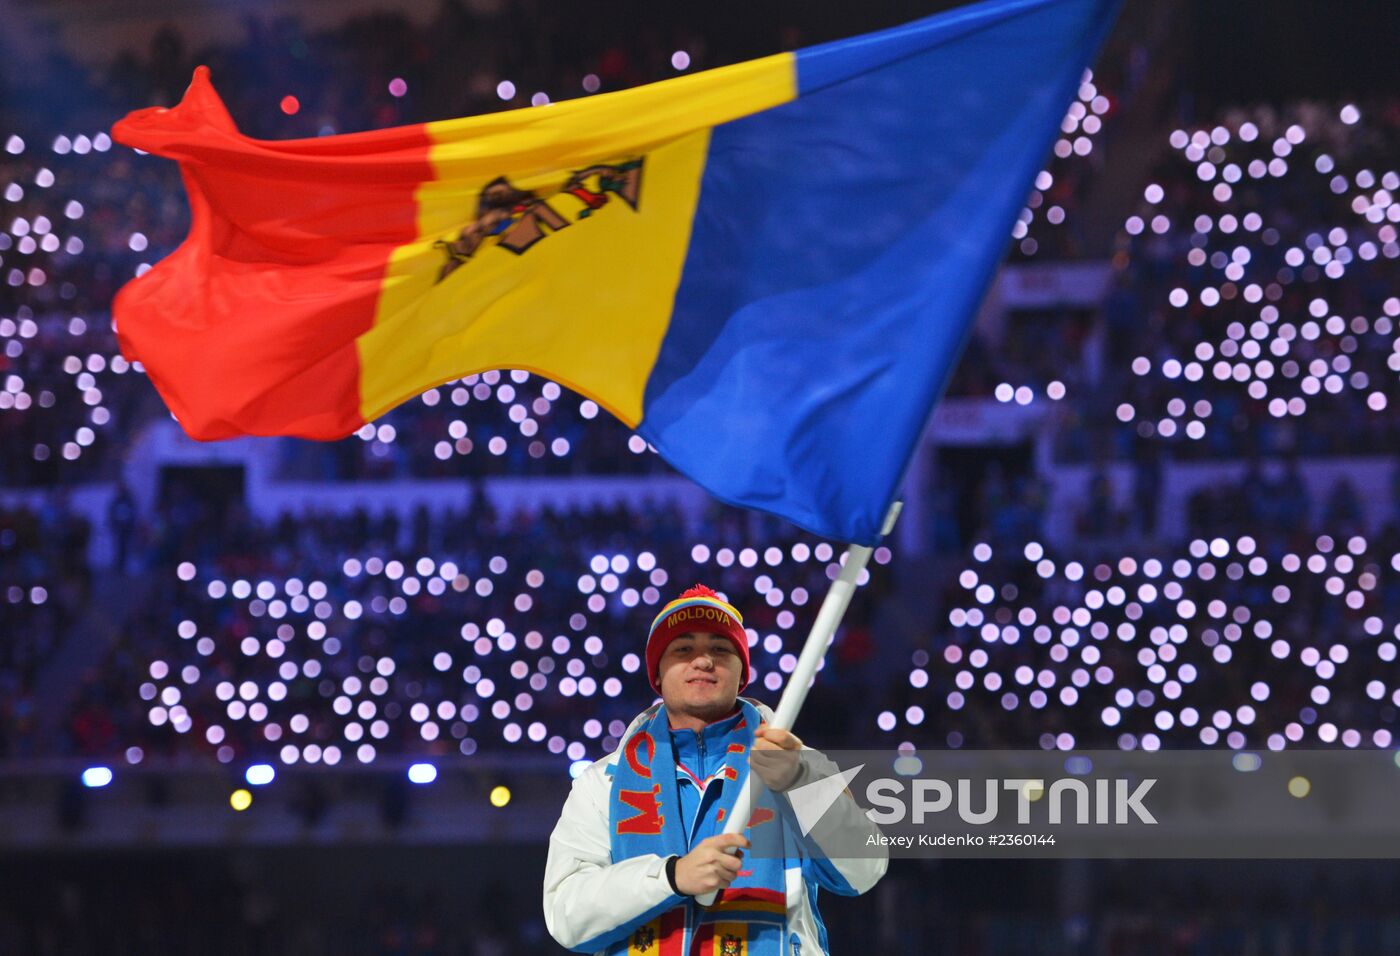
[{"left": 640, "top": 0, "right": 1120, "bottom": 543}]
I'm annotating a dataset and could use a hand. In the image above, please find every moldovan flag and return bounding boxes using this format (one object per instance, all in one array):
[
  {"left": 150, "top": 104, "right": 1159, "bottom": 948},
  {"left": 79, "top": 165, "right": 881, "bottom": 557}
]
[{"left": 112, "top": 0, "right": 1118, "bottom": 544}]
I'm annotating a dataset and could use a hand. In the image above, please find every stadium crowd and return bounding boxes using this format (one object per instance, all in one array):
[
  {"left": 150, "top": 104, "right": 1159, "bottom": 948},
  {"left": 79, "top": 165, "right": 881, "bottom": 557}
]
[
  {"left": 898, "top": 460, "right": 1400, "bottom": 752},
  {"left": 0, "top": 501, "right": 90, "bottom": 759},
  {"left": 1054, "top": 96, "right": 1400, "bottom": 461},
  {"left": 60, "top": 489, "right": 885, "bottom": 767},
  {"left": 7, "top": 447, "right": 1383, "bottom": 769}
]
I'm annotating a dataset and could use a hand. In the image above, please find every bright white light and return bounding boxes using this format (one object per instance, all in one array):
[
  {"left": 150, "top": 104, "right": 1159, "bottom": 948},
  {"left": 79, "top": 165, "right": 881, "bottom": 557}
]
[{"left": 81, "top": 766, "right": 113, "bottom": 788}]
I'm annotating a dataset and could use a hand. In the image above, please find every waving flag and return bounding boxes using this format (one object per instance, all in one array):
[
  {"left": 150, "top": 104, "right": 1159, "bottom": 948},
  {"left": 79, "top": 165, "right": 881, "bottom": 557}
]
[{"left": 112, "top": 0, "right": 1118, "bottom": 543}]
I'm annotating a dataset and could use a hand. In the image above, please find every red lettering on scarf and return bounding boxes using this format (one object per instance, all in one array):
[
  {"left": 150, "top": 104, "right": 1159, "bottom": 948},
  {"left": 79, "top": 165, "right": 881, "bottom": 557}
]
[
  {"left": 625, "top": 731, "right": 655, "bottom": 779},
  {"left": 616, "top": 784, "right": 664, "bottom": 835},
  {"left": 747, "top": 807, "right": 775, "bottom": 827}
]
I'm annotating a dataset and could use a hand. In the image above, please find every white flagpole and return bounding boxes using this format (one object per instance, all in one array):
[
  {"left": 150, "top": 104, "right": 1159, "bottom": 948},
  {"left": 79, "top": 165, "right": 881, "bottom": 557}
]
[{"left": 694, "top": 500, "right": 902, "bottom": 906}]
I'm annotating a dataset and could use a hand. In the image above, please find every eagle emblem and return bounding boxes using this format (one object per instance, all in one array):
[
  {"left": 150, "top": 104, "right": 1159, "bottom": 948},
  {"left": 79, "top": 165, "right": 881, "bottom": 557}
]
[{"left": 434, "top": 159, "right": 643, "bottom": 282}]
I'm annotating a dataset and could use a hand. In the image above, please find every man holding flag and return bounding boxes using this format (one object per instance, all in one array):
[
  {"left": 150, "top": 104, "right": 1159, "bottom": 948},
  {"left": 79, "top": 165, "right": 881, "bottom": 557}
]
[
  {"left": 110, "top": 0, "right": 1119, "bottom": 949},
  {"left": 543, "top": 585, "right": 886, "bottom": 955}
]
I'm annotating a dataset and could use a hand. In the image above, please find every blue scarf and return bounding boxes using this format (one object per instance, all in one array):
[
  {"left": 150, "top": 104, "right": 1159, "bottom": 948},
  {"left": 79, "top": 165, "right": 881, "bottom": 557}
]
[{"left": 606, "top": 698, "right": 791, "bottom": 956}]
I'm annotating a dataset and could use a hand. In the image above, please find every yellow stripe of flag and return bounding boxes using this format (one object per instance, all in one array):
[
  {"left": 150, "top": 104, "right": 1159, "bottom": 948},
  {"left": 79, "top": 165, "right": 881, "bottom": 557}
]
[{"left": 358, "top": 52, "right": 798, "bottom": 426}]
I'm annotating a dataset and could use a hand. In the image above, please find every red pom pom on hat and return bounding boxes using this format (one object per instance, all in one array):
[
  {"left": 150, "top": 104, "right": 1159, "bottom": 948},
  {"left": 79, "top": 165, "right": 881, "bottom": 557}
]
[{"left": 677, "top": 583, "right": 721, "bottom": 600}]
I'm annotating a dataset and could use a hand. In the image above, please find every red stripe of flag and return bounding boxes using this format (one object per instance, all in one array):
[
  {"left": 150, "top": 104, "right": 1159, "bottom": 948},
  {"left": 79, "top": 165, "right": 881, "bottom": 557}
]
[
  {"left": 111, "top": 68, "right": 433, "bottom": 440},
  {"left": 659, "top": 908, "right": 685, "bottom": 956},
  {"left": 716, "top": 886, "right": 785, "bottom": 906}
]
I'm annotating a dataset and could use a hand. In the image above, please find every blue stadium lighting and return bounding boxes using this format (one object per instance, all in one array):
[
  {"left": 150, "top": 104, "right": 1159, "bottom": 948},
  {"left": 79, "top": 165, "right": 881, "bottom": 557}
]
[
  {"left": 245, "top": 764, "right": 276, "bottom": 786},
  {"left": 569, "top": 759, "right": 591, "bottom": 779},
  {"left": 407, "top": 763, "right": 437, "bottom": 784},
  {"left": 81, "top": 766, "right": 113, "bottom": 788}
]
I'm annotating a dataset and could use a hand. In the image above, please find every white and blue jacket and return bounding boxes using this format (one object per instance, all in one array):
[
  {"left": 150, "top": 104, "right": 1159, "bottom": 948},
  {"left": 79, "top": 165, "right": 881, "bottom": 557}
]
[{"left": 543, "top": 698, "right": 887, "bottom": 954}]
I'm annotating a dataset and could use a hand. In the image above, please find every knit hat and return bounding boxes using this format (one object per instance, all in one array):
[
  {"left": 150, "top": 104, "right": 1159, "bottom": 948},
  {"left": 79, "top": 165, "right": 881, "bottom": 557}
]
[{"left": 645, "top": 584, "right": 751, "bottom": 693}]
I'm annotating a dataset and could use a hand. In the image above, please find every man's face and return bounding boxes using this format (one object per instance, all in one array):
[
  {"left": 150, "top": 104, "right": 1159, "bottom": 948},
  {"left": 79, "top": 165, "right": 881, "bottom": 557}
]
[{"left": 658, "top": 631, "right": 742, "bottom": 719}]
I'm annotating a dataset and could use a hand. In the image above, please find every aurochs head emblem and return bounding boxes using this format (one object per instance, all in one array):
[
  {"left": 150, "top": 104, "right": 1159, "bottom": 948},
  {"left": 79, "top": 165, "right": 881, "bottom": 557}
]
[{"left": 434, "top": 158, "right": 644, "bottom": 283}]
